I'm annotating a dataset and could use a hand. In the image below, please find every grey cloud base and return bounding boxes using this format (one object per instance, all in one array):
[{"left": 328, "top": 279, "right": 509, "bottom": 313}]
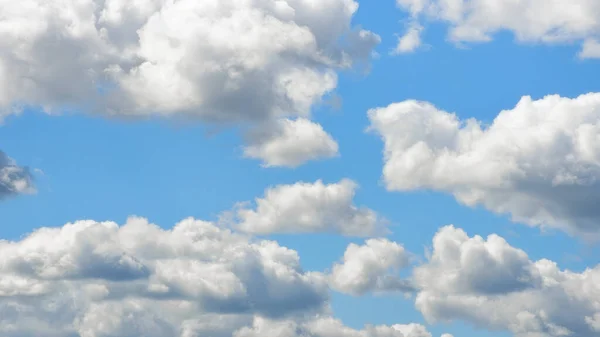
[{"left": 369, "top": 93, "right": 600, "bottom": 236}]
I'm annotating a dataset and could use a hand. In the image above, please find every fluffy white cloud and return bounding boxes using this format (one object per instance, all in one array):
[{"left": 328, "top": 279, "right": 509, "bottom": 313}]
[
  {"left": 0, "top": 0, "right": 378, "bottom": 121},
  {"left": 243, "top": 118, "right": 339, "bottom": 168},
  {"left": 0, "top": 217, "right": 328, "bottom": 336},
  {"left": 395, "top": 0, "right": 600, "bottom": 58},
  {"left": 330, "top": 239, "right": 413, "bottom": 295},
  {"left": 413, "top": 225, "right": 600, "bottom": 337},
  {"left": 0, "top": 216, "right": 435, "bottom": 337},
  {"left": 236, "top": 316, "right": 433, "bottom": 337},
  {"left": 393, "top": 22, "right": 423, "bottom": 54},
  {"left": 0, "top": 0, "right": 380, "bottom": 167},
  {"left": 0, "top": 150, "right": 34, "bottom": 200},
  {"left": 368, "top": 93, "right": 600, "bottom": 236},
  {"left": 233, "top": 179, "right": 388, "bottom": 236}
]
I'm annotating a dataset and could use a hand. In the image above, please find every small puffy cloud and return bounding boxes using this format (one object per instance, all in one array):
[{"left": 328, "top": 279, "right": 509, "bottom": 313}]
[
  {"left": 234, "top": 179, "right": 388, "bottom": 237},
  {"left": 368, "top": 93, "right": 600, "bottom": 236},
  {"left": 393, "top": 22, "right": 423, "bottom": 54},
  {"left": 394, "top": 0, "right": 600, "bottom": 58},
  {"left": 580, "top": 39, "right": 600, "bottom": 59},
  {"left": 330, "top": 239, "right": 413, "bottom": 295},
  {"left": 0, "top": 150, "right": 35, "bottom": 200},
  {"left": 0, "top": 0, "right": 379, "bottom": 122},
  {"left": 413, "top": 225, "right": 600, "bottom": 337},
  {"left": 243, "top": 118, "right": 339, "bottom": 168}
]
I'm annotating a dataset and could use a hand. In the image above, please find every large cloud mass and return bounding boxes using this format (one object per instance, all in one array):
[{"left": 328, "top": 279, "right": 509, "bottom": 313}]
[
  {"left": 395, "top": 0, "right": 600, "bottom": 58},
  {"left": 413, "top": 225, "right": 600, "bottom": 337},
  {"left": 0, "top": 150, "right": 34, "bottom": 200},
  {"left": 368, "top": 93, "right": 600, "bottom": 236},
  {"left": 0, "top": 216, "right": 435, "bottom": 337},
  {"left": 0, "top": 0, "right": 379, "bottom": 122}
]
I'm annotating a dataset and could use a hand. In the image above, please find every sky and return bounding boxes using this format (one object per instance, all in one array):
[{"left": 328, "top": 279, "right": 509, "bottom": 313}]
[{"left": 1, "top": 1, "right": 600, "bottom": 337}]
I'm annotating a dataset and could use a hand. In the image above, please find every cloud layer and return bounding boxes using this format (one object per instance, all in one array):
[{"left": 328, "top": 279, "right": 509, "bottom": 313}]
[
  {"left": 395, "top": 0, "right": 600, "bottom": 58},
  {"left": 0, "top": 216, "right": 434, "bottom": 337},
  {"left": 233, "top": 179, "right": 388, "bottom": 237},
  {"left": 369, "top": 93, "right": 600, "bottom": 236},
  {"left": 0, "top": 150, "right": 34, "bottom": 200}
]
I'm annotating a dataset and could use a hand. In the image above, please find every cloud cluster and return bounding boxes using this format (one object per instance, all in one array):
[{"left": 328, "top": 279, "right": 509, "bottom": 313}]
[
  {"left": 243, "top": 118, "right": 339, "bottom": 168},
  {"left": 368, "top": 93, "right": 600, "bottom": 236},
  {"left": 413, "top": 225, "right": 600, "bottom": 337},
  {"left": 234, "top": 179, "right": 388, "bottom": 237},
  {"left": 330, "top": 238, "right": 413, "bottom": 295},
  {"left": 0, "top": 150, "right": 34, "bottom": 200},
  {"left": 0, "top": 0, "right": 380, "bottom": 167},
  {"left": 0, "top": 216, "right": 434, "bottom": 337},
  {"left": 394, "top": 0, "right": 600, "bottom": 58}
]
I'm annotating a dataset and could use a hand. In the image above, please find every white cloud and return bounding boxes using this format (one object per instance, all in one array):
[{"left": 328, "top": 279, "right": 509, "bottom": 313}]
[
  {"left": 580, "top": 39, "right": 600, "bottom": 59},
  {"left": 236, "top": 317, "right": 433, "bottom": 337},
  {"left": 0, "top": 216, "right": 433, "bottom": 337},
  {"left": 0, "top": 0, "right": 379, "bottom": 121},
  {"left": 0, "top": 150, "right": 35, "bottom": 200},
  {"left": 0, "top": 0, "right": 380, "bottom": 167},
  {"left": 393, "top": 22, "right": 423, "bottom": 54},
  {"left": 413, "top": 225, "right": 600, "bottom": 337},
  {"left": 368, "top": 93, "right": 600, "bottom": 236},
  {"left": 243, "top": 118, "right": 339, "bottom": 168},
  {"left": 233, "top": 179, "right": 388, "bottom": 237},
  {"left": 330, "top": 239, "right": 413, "bottom": 295},
  {"left": 395, "top": 0, "right": 600, "bottom": 58}
]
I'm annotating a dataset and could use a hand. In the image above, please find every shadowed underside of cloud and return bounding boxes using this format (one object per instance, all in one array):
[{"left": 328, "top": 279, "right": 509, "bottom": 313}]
[
  {"left": 0, "top": 216, "right": 436, "bottom": 337},
  {"left": 0, "top": 150, "right": 34, "bottom": 200},
  {"left": 394, "top": 0, "right": 600, "bottom": 58},
  {"left": 369, "top": 92, "right": 600, "bottom": 237}
]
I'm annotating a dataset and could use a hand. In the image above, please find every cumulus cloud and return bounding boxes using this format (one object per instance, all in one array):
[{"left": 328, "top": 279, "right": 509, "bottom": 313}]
[
  {"left": 330, "top": 239, "right": 414, "bottom": 295},
  {"left": 236, "top": 316, "right": 434, "bottom": 337},
  {"left": 233, "top": 179, "right": 388, "bottom": 237},
  {"left": 393, "top": 22, "right": 423, "bottom": 54},
  {"left": 0, "top": 0, "right": 379, "bottom": 122},
  {"left": 0, "top": 216, "right": 434, "bottom": 337},
  {"left": 395, "top": 0, "right": 600, "bottom": 58},
  {"left": 0, "top": 150, "right": 35, "bottom": 200},
  {"left": 243, "top": 118, "right": 339, "bottom": 168},
  {"left": 413, "top": 225, "right": 600, "bottom": 337},
  {"left": 368, "top": 93, "right": 600, "bottom": 236}
]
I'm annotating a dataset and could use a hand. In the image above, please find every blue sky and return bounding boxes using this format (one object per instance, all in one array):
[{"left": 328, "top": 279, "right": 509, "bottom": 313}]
[{"left": 2, "top": 1, "right": 600, "bottom": 337}]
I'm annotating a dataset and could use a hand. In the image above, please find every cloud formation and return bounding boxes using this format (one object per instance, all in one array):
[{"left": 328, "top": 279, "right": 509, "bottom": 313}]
[
  {"left": 0, "top": 216, "right": 434, "bottom": 337},
  {"left": 368, "top": 93, "right": 600, "bottom": 236},
  {"left": 0, "top": 150, "right": 34, "bottom": 200},
  {"left": 233, "top": 179, "right": 388, "bottom": 237},
  {"left": 413, "top": 225, "right": 600, "bottom": 337},
  {"left": 0, "top": 0, "right": 378, "bottom": 122},
  {"left": 330, "top": 238, "right": 413, "bottom": 295},
  {"left": 395, "top": 0, "right": 600, "bottom": 58},
  {"left": 243, "top": 118, "right": 339, "bottom": 168}
]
